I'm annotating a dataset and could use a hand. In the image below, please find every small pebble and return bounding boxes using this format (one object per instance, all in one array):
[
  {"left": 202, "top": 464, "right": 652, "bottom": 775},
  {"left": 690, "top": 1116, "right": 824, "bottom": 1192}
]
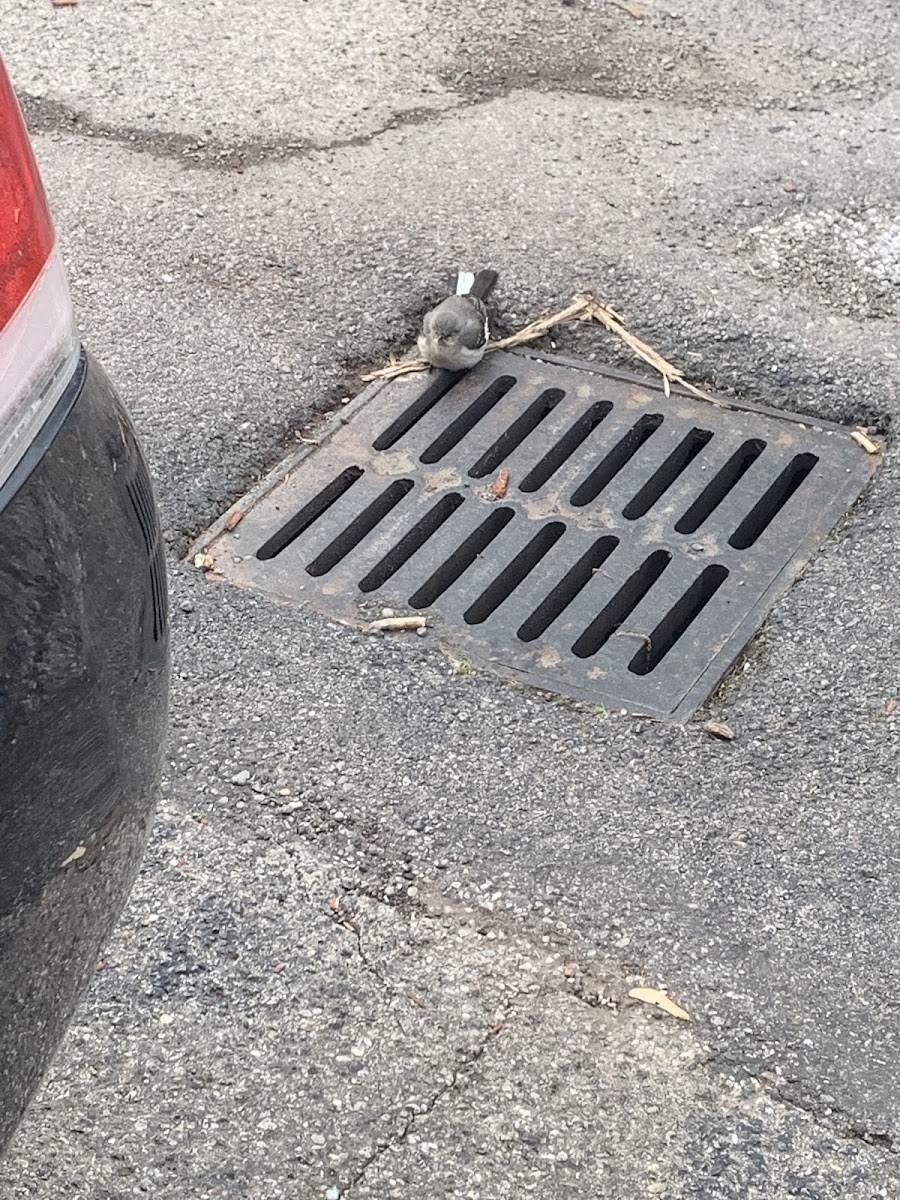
[{"left": 230, "top": 770, "right": 251, "bottom": 785}]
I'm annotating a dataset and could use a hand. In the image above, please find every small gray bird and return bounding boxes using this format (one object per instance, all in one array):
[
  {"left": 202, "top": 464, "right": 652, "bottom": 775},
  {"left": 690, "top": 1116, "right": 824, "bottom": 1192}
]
[{"left": 418, "top": 269, "right": 498, "bottom": 371}]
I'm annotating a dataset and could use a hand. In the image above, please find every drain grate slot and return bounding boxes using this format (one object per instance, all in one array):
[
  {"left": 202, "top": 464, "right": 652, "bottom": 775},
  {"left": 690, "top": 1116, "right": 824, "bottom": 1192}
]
[
  {"left": 519, "top": 402, "right": 613, "bottom": 493},
  {"left": 572, "top": 549, "right": 672, "bottom": 659},
  {"left": 571, "top": 413, "right": 664, "bottom": 507},
  {"left": 729, "top": 452, "right": 818, "bottom": 550},
  {"left": 420, "top": 376, "right": 517, "bottom": 464},
  {"left": 205, "top": 349, "right": 879, "bottom": 719},
  {"left": 465, "top": 521, "right": 566, "bottom": 624},
  {"left": 629, "top": 564, "right": 729, "bottom": 675},
  {"left": 359, "top": 492, "right": 465, "bottom": 592},
  {"left": 373, "top": 370, "right": 465, "bottom": 451},
  {"left": 675, "top": 438, "right": 765, "bottom": 534},
  {"left": 468, "top": 388, "right": 566, "bottom": 479},
  {"left": 307, "top": 479, "right": 414, "bottom": 577},
  {"left": 409, "top": 508, "right": 514, "bottom": 608},
  {"left": 623, "top": 427, "right": 713, "bottom": 520},
  {"left": 257, "top": 466, "right": 364, "bottom": 560},
  {"left": 518, "top": 535, "right": 619, "bottom": 642}
]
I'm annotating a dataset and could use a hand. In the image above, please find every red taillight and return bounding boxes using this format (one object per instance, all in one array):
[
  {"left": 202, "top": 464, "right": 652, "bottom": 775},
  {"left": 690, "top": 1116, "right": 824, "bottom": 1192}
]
[
  {"left": 0, "top": 57, "right": 78, "bottom": 494},
  {"left": 0, "top": 63, "right": 55, "bottom": 332}
]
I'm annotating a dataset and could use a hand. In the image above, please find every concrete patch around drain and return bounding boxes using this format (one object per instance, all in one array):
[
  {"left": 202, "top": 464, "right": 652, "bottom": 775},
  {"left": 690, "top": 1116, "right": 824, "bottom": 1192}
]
[{"left": 743, "top": 204, "right": 900, "bottom": 318}]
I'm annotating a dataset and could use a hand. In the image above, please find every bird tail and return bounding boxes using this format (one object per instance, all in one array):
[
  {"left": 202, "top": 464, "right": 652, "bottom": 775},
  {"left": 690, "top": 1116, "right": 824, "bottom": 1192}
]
[{"left": 456, "top": 268, "right": 498, "bottom": 300}]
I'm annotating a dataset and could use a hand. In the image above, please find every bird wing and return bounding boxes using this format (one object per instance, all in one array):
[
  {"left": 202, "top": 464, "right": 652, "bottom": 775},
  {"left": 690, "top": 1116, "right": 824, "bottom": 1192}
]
[
  {"left": 455, "top": 296, "right": 490, "bottom": 349},
  {"left": 425, "top": 295, "right": 489, "bottom": 349}
]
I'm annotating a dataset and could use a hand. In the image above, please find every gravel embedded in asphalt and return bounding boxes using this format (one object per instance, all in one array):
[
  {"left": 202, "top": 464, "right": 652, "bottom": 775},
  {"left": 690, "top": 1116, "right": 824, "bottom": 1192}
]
[{"left": 2, "top": 0, "right": 900, "bottom": 1192}]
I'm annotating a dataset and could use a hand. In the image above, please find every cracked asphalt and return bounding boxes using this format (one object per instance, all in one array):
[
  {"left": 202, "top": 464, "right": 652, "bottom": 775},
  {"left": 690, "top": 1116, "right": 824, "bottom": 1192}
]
[{"left": 3, "top": 0, "right": 900, "bottom": 1195}]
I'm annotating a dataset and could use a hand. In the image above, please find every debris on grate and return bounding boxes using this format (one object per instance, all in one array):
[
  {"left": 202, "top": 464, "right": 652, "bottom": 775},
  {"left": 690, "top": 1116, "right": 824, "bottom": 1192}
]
[{"left": 193, "top": 350, "right": 880, "bottom": 720}]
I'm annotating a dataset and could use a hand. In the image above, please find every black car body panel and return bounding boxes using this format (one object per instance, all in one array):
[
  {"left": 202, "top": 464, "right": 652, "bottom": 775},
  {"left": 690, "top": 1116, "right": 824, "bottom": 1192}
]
[{"left": 0, "top": 351, "right": 169, "bottom": 1152}]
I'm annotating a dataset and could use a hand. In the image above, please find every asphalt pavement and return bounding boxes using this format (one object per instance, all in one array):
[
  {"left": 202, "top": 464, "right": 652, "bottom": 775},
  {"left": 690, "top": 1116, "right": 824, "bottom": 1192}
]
[{"left": 2, "top": 1, "right": 900, "bottom": 1196}]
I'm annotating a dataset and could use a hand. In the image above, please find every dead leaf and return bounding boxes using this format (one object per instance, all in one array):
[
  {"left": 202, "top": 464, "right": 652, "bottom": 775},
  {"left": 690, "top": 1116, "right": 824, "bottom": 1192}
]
[
  {"left": 623, "top": 1, "right": 645, "bottom": 18},
  {"left": 628, "top": 987, "right": 690, "bottom": 1021},
  {"left": 224, "top": 509, "right": 244, "bottom": 532},
  {"left": 851, "top": 428, "right": 880, "bottom": 455},
  {"left": 60, "top": 845, "right": 86, "bottom": 868},
  {"left": 192, "top": 551, "right": 215, "bottom": 571},
  {"left": 367, "top": 616, "right": 427, "bottom": 633},
  {"left": 704, "top": 720, "right": 735, "bottom": 741},
  {"left": 887, "top": 699, "right": 897, "bottom": 715},
  {"left": 492, "top": 467, "right": 510, "bottom": 499}
]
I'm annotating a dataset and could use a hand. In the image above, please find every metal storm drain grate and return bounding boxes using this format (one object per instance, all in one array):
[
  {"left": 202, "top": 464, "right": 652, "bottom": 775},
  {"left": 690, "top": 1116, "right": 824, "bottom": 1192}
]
[{"left": 199, "top": 351, "right": 879, "bottom": 719}]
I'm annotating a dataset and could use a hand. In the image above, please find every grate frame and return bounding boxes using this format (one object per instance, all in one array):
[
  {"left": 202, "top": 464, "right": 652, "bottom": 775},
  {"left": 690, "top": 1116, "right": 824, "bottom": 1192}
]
[{"left": 195, "top": 350, "right": 880, "bottom": 720}]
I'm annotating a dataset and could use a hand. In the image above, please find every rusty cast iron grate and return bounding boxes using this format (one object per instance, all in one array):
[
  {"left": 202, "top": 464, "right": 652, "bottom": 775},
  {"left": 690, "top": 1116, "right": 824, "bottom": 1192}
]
[{"left": 198, "top": 350, "right": 879, "bottom": 719}]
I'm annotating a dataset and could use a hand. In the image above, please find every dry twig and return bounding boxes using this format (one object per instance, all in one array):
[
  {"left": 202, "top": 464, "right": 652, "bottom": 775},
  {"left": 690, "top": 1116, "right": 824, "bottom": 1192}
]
[
  {"left": 851, "top": 428, "right": 881, "bottom": 455},
  {"left": 367, "top": 616, "right": 427, "bottom": 633},
  {"left": 360, "top": 292, "right": 720, "bottom": 405}
]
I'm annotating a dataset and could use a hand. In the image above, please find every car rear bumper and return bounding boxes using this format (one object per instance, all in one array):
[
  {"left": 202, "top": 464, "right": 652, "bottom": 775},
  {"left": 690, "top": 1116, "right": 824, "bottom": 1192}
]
[{"left": 0, "top": 350, "right": 169, "bottom": 1153}]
